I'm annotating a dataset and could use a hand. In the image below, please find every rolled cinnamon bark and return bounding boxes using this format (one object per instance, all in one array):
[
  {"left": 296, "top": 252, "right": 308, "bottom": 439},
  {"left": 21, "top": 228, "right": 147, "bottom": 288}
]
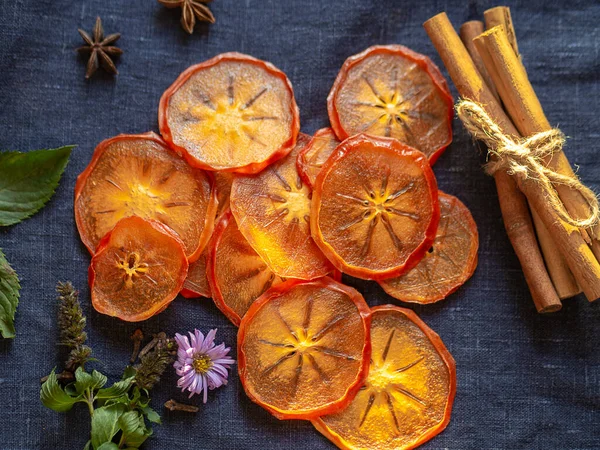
[
  {"left": 424, "top": 13, "right": 600, "bottom": 302},
  {"left": 424, "top": 13, "right": 562, "bottom": 312},
  {"left": 474, "top": 24, "right": 600, "bottom": 252}
]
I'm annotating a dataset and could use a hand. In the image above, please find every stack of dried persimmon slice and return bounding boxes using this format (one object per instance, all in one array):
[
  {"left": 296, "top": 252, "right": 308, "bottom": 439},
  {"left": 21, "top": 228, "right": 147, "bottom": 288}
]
[{"left": 74, "top": 45, "right": 477, "bottom": 448}]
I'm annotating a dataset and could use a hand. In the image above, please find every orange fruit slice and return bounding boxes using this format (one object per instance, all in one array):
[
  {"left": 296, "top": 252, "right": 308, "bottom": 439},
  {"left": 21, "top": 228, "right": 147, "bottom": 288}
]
[
  {"left": 313, "top": 305, "right": 456, "bottom": 450},
  {"left": 296, "top": 127, "right": 340, "bottom": 188},
  {"left": 159, "top": 52, "right": 300, "bottom": 174},
  {"left": 75, "top": 132, "right": 217, "bottom": 263},
  {"left": 311, "top": 134, "right": 440, "bottom": 280},
  {"left": 380, "top": 192, "right": 479, "bottom": 303},
  {"left": 230, "top": 133, "right": 334, "bottom": 280},
  {"left": 238, "top": 277, "right": 372, "bottom": 420},
  {"left": 207, "top": 209, "right": 284, "bottom": 326},
  {"left": 180, "top": 251, "right": 211, "bottom": 299},
  {"left": 328, "top": 45, "right": 453, "bottom": 164},
  {"left": 89, "top": 216, "right": 189, "bottom": 322},
  {"left": 215, "top": 171, "right": 234, "bottom": 218}
]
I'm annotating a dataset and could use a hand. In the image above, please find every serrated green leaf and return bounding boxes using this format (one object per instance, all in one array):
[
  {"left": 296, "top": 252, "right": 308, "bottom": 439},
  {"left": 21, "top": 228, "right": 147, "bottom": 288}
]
[
  {"left": 122, "top": 366, "right": 137, "bottom": 380},
  {"left": 141, "top": 406, "right": 161, "bottom": 424},
  {"left": 0, "top": 249, "right": 20, "bottom": 338},
  {"left": 91, "top": 404, "right": 125, "bottom": 449},
  {"left": 74, "top": 367, "right": 108, "bottom": 395},
  {"left": 118, "top": 411, "right": 142, "bottom": 436},
  {"left": 0, "top": 146, "right": 74, "bottom": 226},
  {"left": 40, "top": 369, "right": 81, "bottom": 412},
  {"left": 96, "top": 377, "right": 134, "bottom": 400}
]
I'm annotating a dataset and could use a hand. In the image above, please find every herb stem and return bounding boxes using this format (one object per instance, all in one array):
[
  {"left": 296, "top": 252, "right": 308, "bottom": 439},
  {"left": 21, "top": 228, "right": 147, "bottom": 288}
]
[{"left": 85, "top": 388, "right": 95, "bottom": 417}]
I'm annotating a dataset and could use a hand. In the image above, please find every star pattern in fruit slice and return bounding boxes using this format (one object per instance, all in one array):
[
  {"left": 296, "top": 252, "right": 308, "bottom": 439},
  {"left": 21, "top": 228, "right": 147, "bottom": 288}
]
[
  {"left": 231, "top": 133, "right": 334, "bottom": 280},
  {"left": 74, "top": 132, "right": 217, "bottom": 263},
  {"left": 311, "top": 133, "right": 439, "bottom": 280},
  {"left": 159, "top": 52, "right": 300, "bottom": 174},
  {"left": 313, "top": 305, "right": 456, "bottom": 450},
  {"left": 238, "top": 278, "right": 371, "bottom": 420},
  {"left": 380, "top": 192, "right": 479, "bottom": 303},
  {"left": 328, "top": 45, "right": 453, "bottom": 164},
  {"left": 207, "top": 209, "right": 284, "bottom": 326},
  {"left": 89, "top": 216, "right": 189, "bottom": 322}
]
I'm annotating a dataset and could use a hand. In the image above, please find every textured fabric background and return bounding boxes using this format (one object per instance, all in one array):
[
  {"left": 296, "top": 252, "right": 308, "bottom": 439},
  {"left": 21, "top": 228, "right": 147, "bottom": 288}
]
[{"left": 0, "top": 0, "right": 599, "bottom": 449}]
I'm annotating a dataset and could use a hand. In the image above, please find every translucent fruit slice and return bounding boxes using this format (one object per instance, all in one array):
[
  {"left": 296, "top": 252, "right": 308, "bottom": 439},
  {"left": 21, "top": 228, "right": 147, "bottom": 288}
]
[
  {"left": 380, "top": 192, "right": 479, "bottom": 303},
  {"left": 311, "top": 133, "right": 440, "bottom": 280},
  {"left": 207, "top": 209, "right": 284, "bottom": 326},
  {"left": 230, "top": 133, "right": 334, "bottom": 280},
  {"left": 296, "top": 127, "right": 340, "bottom": 188},
  {"left": 89, "top": 216, "right": 189, "bottom": 322},
  {"left": 313, "top": 305, "right": 456, "bottom": 450},
  {"left": 75, "top": 132, "right": 217, "bottom": 263},
  {"left": 159, "top": 52, "right": 300, "bottom": 174},
  {"left": 238, "top": 278, "right": 372, "bottom": 420},
  {"left": 328, "top": 45, "right": 453, "bottom": 164},
  {"left": 215, "top": 171, "right": 234, "bottom": 218},
  {"left": 180, "top": 251, "right": 211, "bottom": 299}
]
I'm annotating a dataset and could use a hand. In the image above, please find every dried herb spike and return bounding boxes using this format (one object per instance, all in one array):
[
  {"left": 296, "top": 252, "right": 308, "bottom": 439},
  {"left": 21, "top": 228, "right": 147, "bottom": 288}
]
[
  {"left": 158, "top": 0, "right": 215, "bottom": 34},
  {"left": 77, "top": 17, "right": 122, "bottom": 79}
]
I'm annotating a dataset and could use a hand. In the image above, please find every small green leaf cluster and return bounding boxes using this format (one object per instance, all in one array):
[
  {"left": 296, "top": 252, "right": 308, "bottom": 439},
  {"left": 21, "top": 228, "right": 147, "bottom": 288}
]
[{"left": 41, "top": 366, "right": 160, "bottom": 449}]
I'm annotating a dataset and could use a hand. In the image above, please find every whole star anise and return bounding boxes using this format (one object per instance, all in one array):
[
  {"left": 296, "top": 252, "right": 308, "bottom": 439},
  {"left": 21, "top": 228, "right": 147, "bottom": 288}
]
[
  {"left": 158, "top": 0, "right": 216, "bottom": 34},
  {"left": 77, "top": 17, "right": 122, "bottom": 79}
]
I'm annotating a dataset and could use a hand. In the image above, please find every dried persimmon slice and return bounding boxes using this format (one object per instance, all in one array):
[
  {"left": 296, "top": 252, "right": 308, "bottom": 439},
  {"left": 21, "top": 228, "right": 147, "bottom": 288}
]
[
  {"left": 380, "top": 192, "right": 479, "bottom": 303},
  {"left": 180, "top": 251, "right": 211, "bottom": 299},
  {"left": 238, "top": 278, "right": 371, "bottom": 420},
  {"left": 89, "top": 216, "right": 189, "bottom": 322},
  {"left": 215, "top": 171, "right": 234, "bottom": 218},
  {"left": 207, "top": 209, "right": 284, "bottom": 326},
  {"left": 159, "top": 52, "right": 300, "bottom": 174},
  {"left": 328, "top": 45, "right": 453, "bottom": 164},
  {"left": 230, "top": 133, "right": 334, "bottom": 280},
  {"left": 296, "top": 127, "right": 340, "bottom": 188},
  {"left": 75, "top": 132, "right": 217, "bottom": 263},
  {"left": 313, "top": 305, "right": 456, "bottom": 450},
  {"left": 311, "top": 134, "right": 440, "bottom": 280}
]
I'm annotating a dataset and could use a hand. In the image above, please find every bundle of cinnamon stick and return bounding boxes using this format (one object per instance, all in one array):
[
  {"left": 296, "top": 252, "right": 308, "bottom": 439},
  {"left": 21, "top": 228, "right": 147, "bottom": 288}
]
[{"left": 424, "top": 7, "right": 600, "bottom": 312}]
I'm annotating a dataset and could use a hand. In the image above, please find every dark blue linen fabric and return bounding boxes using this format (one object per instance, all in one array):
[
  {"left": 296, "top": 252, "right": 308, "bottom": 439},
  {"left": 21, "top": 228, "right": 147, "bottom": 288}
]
[{"left": 0, "top": 0, "right": 599, "bottom": 448}]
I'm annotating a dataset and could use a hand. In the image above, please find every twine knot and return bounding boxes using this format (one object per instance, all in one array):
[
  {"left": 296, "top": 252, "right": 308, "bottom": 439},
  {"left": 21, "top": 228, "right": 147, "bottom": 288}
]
[{"left": 456, "top": 99, "right": 599, "bottom": 229}]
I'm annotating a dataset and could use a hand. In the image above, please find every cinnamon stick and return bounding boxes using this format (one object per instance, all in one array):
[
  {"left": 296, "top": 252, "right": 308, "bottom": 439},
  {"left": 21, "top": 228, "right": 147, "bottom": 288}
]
[
  {"left": 424, "top": 13, "right": 561, "bottom": 312},
  {"left": 475, "top": 23, "right": 600, "bottom": 253},
  {"left": 483, "top": 7, "right": 520, "bottom": 59},
  {"left": 424, "top": 13, "right": 600, "bottom": 302},
  {"left": 460, "top": 19, "right": 579, "bottom": 300},
  {"left": 459, "top": 21, "right": 498, "bottom": 100}
]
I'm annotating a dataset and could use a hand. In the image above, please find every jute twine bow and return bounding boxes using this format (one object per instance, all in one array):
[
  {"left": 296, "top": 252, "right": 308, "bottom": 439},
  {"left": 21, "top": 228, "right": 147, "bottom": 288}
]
[{"left": 456, "top": 99, "right": 600, "bottom": 229}]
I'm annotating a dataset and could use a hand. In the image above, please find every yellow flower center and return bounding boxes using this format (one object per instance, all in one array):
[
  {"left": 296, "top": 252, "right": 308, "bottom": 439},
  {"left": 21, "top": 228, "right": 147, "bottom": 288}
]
[{"left": 192, "top": 354, "right": 213, "bottom": 374}]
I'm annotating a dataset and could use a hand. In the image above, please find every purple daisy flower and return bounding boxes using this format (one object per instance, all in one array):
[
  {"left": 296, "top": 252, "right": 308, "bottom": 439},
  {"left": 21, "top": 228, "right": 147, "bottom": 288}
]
[{"left": 173, "top": 329, "right": 235, "bottom": 402}]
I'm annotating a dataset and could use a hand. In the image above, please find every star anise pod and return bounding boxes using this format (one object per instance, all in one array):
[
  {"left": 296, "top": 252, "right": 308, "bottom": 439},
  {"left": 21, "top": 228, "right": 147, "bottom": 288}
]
[
  {"left": 158, "top": 0, "right": 216, "bottom": 34},
  {"left": 77, "top": 17, "right": 123, "bottom": 79}
]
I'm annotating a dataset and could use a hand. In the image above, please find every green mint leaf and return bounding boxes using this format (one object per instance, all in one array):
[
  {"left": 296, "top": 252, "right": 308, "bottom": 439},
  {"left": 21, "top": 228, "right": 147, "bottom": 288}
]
[
  {"left": 74, "top": 367, "right": 108, "bottom": 395},
  {"left": 96, "top": 443, "right": 119, "bottom": 450},
  {"left": 0, "top": 249, "right": 20, "bottom": 338},
  {"left": 91, "top": 404, "right": 125, "bottom": 450},
  {"left": 96, "top": 377, "right": 134, "bottom": 400},
  {"left": 141, "top": 406, "right": 161, "bottom": 424},
  {"left": 83, "top": 440, "right": 92, "bottom": 450},
  {"left": 122, "top": 366, "right": 137, "bottom": 380},
  {"left": 40, "top": 369, "right": 81, "bottom": 412},
  {"left": 119, "top": 411, "right": 152, "bottom": 448},
  {"left": 0, "top": 145, "right": 74, "bottom": 226}
]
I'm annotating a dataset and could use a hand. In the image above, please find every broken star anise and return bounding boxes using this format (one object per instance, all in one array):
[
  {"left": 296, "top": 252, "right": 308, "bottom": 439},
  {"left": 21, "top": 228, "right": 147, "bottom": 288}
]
[
  {"left": 77, "top": 17, "right": 122, "bottom": 79},
  {"left": 158, "top": 0, "right": 215, "bottom": 34}
]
